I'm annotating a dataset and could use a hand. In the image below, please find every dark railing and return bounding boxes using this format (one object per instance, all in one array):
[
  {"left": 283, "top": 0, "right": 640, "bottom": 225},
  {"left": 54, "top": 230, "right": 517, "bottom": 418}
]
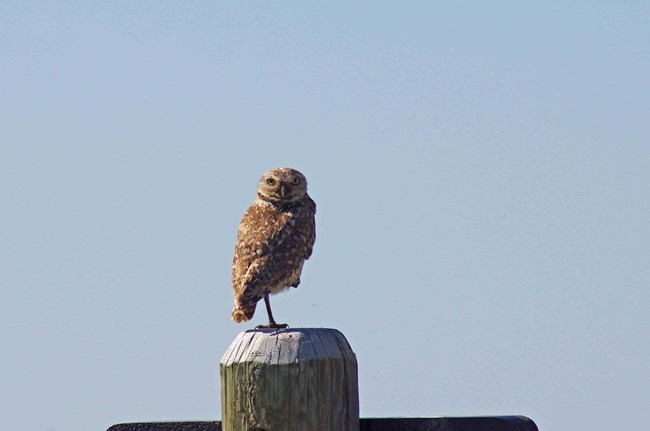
[{"left": 108, "top": 415, "right": 538, "bottom": 431}]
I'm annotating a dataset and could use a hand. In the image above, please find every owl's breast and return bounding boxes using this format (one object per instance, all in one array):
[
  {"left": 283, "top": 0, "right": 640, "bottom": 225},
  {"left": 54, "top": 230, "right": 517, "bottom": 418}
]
[{"left": 231, "top": 197, "right": 315, "bottom": 293}]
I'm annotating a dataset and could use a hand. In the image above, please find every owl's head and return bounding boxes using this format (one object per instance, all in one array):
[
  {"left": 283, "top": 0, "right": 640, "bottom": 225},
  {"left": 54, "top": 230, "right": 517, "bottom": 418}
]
[{"left": 257, "top": 167, "right": 308, "bottom": 203}]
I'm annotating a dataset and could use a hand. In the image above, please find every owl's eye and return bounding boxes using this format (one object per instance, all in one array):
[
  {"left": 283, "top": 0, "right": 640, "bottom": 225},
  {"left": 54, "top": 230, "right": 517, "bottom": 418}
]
[
  {"left": 291, "top": 178, "right": 301, "bottom": 185},
  {"left": 266, "top": 178, "right": 276, "bottom": 186}
]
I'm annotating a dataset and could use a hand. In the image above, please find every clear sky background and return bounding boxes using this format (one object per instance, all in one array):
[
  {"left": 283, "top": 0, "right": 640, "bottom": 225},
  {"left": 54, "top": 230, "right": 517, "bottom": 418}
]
[{"left": 1, "top": 2, "right": 649, "bottom": 431}]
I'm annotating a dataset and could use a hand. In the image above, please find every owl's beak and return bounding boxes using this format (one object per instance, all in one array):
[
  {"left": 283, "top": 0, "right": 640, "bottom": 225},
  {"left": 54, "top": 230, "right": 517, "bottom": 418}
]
[{"left": 280, "top": 184, "right": 287, "bottom": 197}]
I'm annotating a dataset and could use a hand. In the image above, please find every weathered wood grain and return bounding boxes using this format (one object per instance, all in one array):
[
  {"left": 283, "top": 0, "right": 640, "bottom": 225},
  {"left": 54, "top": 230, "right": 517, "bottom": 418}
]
[{"left": 220, "top": 328, "right": 360, "bottom": 431}]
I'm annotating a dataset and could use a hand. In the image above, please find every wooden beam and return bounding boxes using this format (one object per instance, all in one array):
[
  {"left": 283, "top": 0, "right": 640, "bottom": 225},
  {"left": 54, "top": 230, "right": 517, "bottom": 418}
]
[{"left": 107, "top": 416, "right": 539, "bottom": 431}]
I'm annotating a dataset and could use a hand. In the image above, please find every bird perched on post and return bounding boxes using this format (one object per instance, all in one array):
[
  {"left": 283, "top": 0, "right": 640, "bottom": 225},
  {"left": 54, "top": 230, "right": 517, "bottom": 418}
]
[{"left": 231, "top": 167, "right": 316, "bottom": 328}]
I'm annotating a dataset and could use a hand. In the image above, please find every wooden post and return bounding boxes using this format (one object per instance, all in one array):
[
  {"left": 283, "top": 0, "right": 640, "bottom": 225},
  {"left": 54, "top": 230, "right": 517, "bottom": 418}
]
[{"left": 220, "top": 328, "right": 359, "bottom": 431}]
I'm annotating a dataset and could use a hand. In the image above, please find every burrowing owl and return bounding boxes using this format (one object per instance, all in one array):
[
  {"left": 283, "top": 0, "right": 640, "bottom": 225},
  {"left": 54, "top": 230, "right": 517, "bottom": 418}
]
[{"left": 231, "top": 167, "right": 316, "bottom": 328}]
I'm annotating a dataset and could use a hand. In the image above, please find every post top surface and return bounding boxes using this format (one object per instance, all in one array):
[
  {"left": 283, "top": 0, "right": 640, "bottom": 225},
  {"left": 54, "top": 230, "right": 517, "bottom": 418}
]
[{"left": 221, "top": 327, "right": 356, "bottom": 365}]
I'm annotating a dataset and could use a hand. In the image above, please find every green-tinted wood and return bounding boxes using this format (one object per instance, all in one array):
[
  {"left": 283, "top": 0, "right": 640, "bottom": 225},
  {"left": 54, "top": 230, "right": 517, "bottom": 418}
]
[{"left": 220, "top": 328, "right": 359, "bottom": 431}]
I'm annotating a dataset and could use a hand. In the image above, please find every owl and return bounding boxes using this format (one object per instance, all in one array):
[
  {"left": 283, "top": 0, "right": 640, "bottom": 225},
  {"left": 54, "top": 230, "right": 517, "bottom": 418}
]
[{"left": 231, "top": 167, "right": 316, "bottom": 328}]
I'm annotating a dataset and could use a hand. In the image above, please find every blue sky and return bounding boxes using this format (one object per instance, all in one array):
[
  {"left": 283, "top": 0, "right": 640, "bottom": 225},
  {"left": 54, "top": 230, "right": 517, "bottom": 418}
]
[{"left": 1, "top": 2, "right": 649, "bottom": 431}]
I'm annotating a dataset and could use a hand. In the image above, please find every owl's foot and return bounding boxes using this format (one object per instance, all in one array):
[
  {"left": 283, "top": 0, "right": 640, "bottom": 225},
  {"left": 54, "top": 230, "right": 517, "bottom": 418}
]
[
  {"left": 256, "top": 293, "right": 289, "bottom": 329},
  {"left": 255, "top": 322, "right": 289, "bottom": 329}
]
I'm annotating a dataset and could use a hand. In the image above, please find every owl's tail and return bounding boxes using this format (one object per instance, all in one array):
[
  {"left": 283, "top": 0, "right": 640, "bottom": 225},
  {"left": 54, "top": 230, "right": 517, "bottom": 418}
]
[{"left": 231, "top": 301, "right": 257, "bottom": 323}]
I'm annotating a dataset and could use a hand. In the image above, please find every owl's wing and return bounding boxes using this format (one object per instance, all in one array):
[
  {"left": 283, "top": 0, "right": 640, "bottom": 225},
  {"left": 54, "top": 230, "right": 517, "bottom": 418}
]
[{"left": 302, "top": 204, "right": 316, "bottom": 260}]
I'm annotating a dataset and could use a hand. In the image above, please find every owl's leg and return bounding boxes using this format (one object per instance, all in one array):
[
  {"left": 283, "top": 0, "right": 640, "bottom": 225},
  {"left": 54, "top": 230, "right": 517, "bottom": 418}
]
[{"left": 255, "top": 293, "right": 288, "bottom": 329}]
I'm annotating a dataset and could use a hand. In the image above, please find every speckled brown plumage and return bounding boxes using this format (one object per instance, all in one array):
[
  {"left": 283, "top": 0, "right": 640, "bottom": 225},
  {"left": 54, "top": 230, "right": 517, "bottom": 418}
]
[{"left": 231, "top": 167, "right": 316, "bottom": 327}]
